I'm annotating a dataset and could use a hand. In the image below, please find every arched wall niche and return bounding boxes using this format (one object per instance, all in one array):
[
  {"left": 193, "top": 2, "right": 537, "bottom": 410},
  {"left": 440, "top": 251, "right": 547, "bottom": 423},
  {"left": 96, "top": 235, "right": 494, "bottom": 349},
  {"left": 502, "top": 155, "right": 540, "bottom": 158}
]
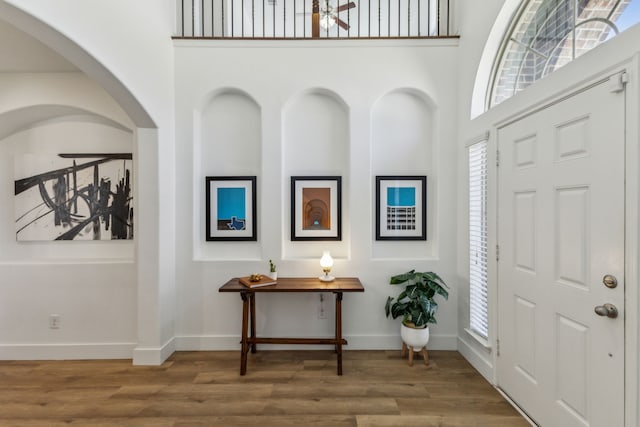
[
  {"left": 196, "top": 87, "right": 261, "bottom": 112},
  {"left": 282, "top": 88, "right": 350, "bottom": 260},
  {"left": 371, "top": 87, "right": 436, "bottom": 260},
  {"left": 282, "top": 87, "right": 350, "bottom": 113},
  {"left": 195, "top": 87, "right": 263, "bottom": 260}
]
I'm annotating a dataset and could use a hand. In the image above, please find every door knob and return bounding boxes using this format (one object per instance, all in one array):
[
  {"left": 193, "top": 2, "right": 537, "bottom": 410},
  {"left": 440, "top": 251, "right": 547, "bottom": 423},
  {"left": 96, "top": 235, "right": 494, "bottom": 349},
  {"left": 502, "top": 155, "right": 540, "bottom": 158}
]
[
  {"left": 603, "top": 275, "right": 618, "bottom": 288},
  {"left": 594, "top": 303, "right": 618, "bottom": 318}
]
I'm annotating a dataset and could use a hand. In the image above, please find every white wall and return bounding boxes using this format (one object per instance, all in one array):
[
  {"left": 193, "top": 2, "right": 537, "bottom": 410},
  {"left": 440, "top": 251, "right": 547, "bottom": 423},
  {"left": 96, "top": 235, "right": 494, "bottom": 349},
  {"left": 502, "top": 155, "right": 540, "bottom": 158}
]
[
  {"left": 0, "top": 0, "right": 177, "bottom": 364},
  {"left": 0, "top": 1, "right": 462, "bottom": 364},
  {"left": 0, "top": 73, "right": 137, "bottom": 359},
  {"left": 0, "top": 5, "right": 637, "bottom": 422},
  {"left": 173, "top": 39, "right": 460, "bottom": 351}
]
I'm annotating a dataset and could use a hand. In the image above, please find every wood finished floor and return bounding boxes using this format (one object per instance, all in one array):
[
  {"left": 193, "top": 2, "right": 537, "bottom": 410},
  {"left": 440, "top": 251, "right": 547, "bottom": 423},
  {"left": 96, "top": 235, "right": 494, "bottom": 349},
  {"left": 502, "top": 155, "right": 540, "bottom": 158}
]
[{"left": 0, "top": 350, "right": 529, "bottom": 426}]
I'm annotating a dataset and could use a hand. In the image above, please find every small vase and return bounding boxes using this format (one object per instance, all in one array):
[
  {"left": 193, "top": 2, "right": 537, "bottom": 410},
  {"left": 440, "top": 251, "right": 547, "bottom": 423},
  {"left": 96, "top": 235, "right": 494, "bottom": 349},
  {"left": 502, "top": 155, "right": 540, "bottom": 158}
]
[{"left": 270, "top": 271, "right": 277, "bottom": 280}]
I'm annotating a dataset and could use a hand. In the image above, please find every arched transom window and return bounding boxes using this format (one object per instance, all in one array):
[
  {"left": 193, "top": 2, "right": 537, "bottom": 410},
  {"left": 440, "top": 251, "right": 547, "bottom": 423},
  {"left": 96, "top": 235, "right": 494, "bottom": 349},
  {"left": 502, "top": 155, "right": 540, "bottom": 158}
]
[{"left": 489, "top": 0, "right": 640, "bottom": 108}]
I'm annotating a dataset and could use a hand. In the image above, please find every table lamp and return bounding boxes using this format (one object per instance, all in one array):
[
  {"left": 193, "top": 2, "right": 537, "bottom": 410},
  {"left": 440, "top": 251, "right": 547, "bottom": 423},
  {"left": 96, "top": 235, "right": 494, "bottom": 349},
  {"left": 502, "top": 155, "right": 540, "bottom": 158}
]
[{"left": 319, "top": 250, "right": 335, "bottom": 282}]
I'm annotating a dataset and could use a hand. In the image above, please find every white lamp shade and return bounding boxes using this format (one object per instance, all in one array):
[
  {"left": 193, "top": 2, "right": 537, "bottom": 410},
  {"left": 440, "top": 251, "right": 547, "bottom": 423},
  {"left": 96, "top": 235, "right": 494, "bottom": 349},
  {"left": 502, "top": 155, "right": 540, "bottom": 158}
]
[{"left": 320, "top": 251, "right": 333, "bottom": 269}]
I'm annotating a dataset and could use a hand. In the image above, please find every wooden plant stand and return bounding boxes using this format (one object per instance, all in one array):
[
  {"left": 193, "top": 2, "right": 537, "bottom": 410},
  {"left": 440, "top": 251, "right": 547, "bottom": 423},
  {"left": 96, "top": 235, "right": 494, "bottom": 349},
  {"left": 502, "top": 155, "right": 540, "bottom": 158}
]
[{"left": 402, "top": 342, "right": 429, "bottom": 366}]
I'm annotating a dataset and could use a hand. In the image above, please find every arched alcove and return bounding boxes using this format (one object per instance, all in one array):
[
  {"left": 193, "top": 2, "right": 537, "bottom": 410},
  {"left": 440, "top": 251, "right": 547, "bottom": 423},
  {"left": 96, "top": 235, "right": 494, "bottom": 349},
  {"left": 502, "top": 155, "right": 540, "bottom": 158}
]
[
  {"left": 283, "top": 89, "right": 349, "bottom": 175},
  {"left": 196, "top": 88, "right": 262, "bottom": 260},
  {"left": 371, "top": 88, "right": 435, "bottom": 260},
  {"left": 282, "top": 88, "right": 349, "bottom": 260},
  {"left": 0, "top": 105, "right": 137, "bottom": 359},
  {"left": 0, "top": 2, "right": 167, "bottom": 364},
  {"left": 199, "top": 89, "right": 261, "bottom": 175}
]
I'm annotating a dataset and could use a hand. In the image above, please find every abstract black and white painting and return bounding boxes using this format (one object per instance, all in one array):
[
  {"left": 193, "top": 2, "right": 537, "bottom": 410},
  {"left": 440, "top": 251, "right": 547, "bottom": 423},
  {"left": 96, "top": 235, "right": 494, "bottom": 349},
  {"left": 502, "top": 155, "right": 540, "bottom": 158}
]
[
  {"left": 375, "top": 176, "right": 426, "bottom": 240},
  {"left": 14, "top": 153, "right": 134, "bottom": 241}
]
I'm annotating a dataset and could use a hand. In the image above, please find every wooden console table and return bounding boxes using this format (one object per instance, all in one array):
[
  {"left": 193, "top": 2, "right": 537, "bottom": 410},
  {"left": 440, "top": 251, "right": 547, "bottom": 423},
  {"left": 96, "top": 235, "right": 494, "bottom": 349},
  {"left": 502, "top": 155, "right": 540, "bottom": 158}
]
[{"left": 219, "top": 277, "right": 364, "bottom": 375}]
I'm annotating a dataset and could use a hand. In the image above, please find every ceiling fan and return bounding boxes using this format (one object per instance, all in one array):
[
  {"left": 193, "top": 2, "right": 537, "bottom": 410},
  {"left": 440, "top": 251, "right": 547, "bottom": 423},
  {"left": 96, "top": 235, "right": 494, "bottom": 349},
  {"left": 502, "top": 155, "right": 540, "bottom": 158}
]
[
  {"left": 301, "top": 0, "right": 356, "bottom": 36},
  {"left": 319, "top": 0, "right": 356, "bottom": 31}
]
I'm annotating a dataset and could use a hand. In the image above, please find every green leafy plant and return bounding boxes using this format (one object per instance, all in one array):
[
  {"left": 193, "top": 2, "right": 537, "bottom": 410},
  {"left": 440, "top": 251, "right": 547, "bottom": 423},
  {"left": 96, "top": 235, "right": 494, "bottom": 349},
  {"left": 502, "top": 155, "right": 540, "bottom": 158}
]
[
  {"left": 269, "top": 259, "right": 276, "bottom": 273},
  {"left": 385, "top": 270, "right": 449, "bottom": 328}
]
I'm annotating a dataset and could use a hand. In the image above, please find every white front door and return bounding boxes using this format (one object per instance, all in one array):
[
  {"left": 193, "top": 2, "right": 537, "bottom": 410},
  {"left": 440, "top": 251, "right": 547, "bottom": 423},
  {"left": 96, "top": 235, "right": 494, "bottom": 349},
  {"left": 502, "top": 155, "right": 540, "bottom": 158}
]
[{"left": 497, "top": 74, "right": 626, "bottom": 427}]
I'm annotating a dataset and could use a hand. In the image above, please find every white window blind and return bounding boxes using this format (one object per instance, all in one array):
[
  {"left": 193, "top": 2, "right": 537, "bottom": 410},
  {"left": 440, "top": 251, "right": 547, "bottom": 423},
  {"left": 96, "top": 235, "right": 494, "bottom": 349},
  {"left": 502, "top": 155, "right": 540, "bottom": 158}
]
[{"left": 469, "top": 140, "right": 488, "bottom": 339}]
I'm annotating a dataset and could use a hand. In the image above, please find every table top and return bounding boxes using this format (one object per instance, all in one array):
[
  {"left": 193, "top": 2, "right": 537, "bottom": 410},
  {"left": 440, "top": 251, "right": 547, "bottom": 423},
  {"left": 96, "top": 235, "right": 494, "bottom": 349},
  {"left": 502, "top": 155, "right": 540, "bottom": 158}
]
[{"left": 219, "top": 277, "right": 364, "bottom": 293}]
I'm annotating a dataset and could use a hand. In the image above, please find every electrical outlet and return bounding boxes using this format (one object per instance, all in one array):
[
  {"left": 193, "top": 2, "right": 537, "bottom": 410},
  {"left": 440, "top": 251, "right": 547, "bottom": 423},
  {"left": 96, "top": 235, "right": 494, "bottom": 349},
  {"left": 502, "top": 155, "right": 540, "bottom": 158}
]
[
  {"left": 318, "top": 305, "right": 327, "bottom": 319},
  {"left": 49, "top": 314, "right": 60, "bottom": 329}
]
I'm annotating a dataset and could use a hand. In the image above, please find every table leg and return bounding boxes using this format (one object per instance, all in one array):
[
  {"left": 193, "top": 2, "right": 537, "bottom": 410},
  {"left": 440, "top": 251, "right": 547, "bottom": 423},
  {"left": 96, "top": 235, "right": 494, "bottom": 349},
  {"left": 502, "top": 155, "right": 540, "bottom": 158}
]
[
  {"left": 240, "top": 291, "right": 250, "bottom": 375},
  {"left": 335, "top": 292, "right": 343, "bottom": 375},
  {"left": 250, "top": 293, "right": 257, "bottom": 354},
  {"left": 334, "top": 298, "right": 339, "bottom": 354}
]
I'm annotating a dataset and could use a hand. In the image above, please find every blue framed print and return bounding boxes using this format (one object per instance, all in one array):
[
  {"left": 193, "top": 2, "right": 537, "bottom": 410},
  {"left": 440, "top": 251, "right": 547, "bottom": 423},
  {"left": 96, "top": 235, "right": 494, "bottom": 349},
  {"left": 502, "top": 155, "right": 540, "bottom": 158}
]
[
  {"left": 375, "top": 176, "right": 426, "bottom": 240},
  {"left": 206, "top": 176, "right": 257, "bottom": 241}
]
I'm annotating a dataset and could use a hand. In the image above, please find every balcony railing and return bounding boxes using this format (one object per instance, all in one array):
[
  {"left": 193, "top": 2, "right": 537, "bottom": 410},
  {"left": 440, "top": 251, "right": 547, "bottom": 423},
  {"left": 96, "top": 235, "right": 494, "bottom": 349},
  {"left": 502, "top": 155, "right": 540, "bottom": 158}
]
[{"left": 174, "top": 0, "right": 454, "bottom": 39}]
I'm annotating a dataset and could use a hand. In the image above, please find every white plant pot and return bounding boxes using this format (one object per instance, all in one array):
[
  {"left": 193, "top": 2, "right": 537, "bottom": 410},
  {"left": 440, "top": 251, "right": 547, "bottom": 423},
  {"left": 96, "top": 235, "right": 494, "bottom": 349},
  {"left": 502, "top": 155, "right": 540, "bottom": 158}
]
[
  {"left": 401, "top": 323, "right": 430, "bottom": 351},
  {"left": 270, "top": 272, "right": 277, "bottom": 280}
]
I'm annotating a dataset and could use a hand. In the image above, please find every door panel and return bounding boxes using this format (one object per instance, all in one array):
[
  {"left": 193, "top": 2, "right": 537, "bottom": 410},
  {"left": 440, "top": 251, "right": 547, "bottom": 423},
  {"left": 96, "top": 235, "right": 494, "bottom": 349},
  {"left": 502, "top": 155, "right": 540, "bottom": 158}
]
[
  {"left": 556, "top": 314, "right": 588, "bottom": 419},
  {"left": 497, "top": 76, "right": 625, "bottom": 427}
]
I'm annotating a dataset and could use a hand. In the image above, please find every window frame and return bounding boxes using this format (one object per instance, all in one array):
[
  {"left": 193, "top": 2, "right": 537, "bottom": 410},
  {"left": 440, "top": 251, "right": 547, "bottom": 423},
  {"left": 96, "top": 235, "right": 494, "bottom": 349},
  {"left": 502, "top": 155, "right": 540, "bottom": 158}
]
[{"left": 486, "top": 0, "right": 633, "bottom": 110}]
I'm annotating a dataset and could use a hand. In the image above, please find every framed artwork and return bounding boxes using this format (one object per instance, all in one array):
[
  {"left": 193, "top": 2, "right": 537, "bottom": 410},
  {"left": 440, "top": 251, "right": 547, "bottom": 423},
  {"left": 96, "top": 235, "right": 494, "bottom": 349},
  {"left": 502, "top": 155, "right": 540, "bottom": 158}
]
[
  {"left": 206, "top": 176, "right": 257, "bottom": 241},
  {"left": 375, "top": 176, "right": 427, "bottom": 241},
  {"left": 291, "top": 176, "right": 342, "bottom": 241},
  {"left": 14, "top": 153, "right": 134, "bottom": 241}
]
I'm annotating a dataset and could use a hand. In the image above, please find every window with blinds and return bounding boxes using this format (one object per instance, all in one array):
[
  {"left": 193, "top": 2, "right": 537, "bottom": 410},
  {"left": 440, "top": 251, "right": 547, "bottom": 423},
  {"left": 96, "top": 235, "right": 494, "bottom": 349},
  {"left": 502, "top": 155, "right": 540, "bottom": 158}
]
[{"left": 469, "top": 140, "right": 488, "bottom": 339}]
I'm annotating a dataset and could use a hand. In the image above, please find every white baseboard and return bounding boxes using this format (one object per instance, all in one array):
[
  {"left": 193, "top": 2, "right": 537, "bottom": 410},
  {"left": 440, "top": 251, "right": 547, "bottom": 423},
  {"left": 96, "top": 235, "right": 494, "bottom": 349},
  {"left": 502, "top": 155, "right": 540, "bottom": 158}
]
[
  {"left": 132, "top": 337, "right": 176, "bottom": 365},
  {"left": 457, "top": 334, "right": 494, "bottom": 383},
  {"left": 174, "top": 333, "right": 458, "bottom": 351},
  {"left": 0, "top": 334, "right": 459, "bottom": 362},
  {"left": 0, "top": 342, "right": 136, "bottom": 360},
  {"left": 175, "top": 335, "right": 241, "bottom": 351}
]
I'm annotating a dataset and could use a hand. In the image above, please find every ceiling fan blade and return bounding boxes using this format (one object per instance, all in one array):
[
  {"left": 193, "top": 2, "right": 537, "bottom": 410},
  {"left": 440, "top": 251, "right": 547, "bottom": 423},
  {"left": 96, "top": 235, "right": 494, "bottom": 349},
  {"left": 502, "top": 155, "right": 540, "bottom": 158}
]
[
  {"left": 336, "top": 2, "right": 356, "bottom": 12},
  {"left": 333, "top": 16, "right": 350, "bottom": 30}
]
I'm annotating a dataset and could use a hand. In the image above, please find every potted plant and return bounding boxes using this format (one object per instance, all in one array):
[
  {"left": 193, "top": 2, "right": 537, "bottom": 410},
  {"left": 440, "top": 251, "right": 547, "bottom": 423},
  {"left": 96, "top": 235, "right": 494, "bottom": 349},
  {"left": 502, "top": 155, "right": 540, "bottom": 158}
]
[
  {"left": 269, "top": 259, "right": 277, "bottom": 280},
  {"left": 385, "top": 270, "right": 449, "bottom": 352}
]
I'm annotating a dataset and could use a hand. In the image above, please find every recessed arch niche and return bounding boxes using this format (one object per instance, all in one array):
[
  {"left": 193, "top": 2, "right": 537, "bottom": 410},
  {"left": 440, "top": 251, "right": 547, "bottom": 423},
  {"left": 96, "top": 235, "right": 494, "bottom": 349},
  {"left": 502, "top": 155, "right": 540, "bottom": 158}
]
[
  {"left": 196, "top": 88, "right": 262, "bottom": 260},
  {"left": 283, "top": 89, "right": 349, "bottom": 259},
  {"left": 0, "top": 3, "right": 162, "bottom": 364},
  {"left": 371, "top": 88, "right": 436, "bottom": 260}
]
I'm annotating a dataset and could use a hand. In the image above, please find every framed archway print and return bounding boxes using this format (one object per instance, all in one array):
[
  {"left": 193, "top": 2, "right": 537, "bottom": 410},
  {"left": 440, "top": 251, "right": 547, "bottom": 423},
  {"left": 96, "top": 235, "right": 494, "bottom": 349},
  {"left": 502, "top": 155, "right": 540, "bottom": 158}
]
[{"left": 291, "top": 176, "right": 342, "bottom": 241}]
